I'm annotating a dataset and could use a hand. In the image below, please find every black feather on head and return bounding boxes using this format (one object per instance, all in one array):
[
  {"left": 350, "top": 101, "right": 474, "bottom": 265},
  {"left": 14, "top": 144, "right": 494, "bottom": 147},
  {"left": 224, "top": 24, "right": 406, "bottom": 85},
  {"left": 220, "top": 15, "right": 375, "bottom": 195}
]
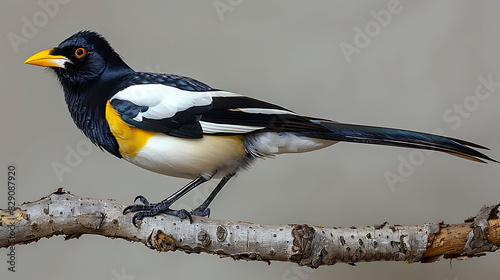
[
  {"left": 50, "top": 30, "right": 129, "bottom": 92},
  {"left": 48, "top": 31, "right": 134, "bottom": 158}
]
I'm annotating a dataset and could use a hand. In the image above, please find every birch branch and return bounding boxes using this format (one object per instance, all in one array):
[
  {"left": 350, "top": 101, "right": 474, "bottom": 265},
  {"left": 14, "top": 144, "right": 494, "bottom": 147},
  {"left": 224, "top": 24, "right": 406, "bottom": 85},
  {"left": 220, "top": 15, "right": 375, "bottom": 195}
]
[{"left": 0, "top": 189, "right": 499, "bottom": 267}]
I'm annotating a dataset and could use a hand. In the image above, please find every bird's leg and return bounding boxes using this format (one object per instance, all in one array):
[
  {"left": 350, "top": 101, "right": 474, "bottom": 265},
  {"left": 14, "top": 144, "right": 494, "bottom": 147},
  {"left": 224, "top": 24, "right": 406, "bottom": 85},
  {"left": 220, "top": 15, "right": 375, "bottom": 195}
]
[
  {"left": 191, "top": 173, "right": 235, "bottom": 217},
  {"left": 123, "top": 175, "right": 209, "bottom": 227}
]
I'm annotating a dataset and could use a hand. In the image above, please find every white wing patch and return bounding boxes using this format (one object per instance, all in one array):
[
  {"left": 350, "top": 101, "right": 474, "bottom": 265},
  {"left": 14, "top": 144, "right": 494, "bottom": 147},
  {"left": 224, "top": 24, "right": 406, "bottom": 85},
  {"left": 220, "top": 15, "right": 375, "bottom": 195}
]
[
  {"left": 110, "top": 86, "right": 300, "bottom": 136},
  {"left": 229, "top": 108, "right": 296, "bottom": 115},
  {"left": 110, "top": 84, "right": 212, "bottom": 121},
  {"left": 208, "top": 91, "right": 242, "bottom": 97},
  {"left": 200, "top": 121, "right": 265, "bottom": 134}
]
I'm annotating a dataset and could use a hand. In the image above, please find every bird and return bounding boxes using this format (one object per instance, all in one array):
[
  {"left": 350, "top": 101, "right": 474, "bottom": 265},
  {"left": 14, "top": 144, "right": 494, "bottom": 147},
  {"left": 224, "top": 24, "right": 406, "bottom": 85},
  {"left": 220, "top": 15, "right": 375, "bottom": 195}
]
[{"left": 25, "top": 30, "right": 497, "bottom": 226}]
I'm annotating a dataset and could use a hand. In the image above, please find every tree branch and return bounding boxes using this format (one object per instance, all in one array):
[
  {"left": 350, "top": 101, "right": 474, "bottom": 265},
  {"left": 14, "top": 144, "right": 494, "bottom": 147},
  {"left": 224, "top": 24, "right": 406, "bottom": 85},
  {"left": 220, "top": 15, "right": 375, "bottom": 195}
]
[{"left": 0, "top": 189, "right": 499, "bottom": 267}]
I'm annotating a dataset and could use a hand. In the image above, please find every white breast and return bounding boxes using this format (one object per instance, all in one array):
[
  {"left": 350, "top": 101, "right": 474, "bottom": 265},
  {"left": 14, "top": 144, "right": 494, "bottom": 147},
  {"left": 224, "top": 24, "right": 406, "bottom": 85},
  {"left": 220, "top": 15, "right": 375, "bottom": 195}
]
[{"left": 124, "top": 134, "right": 248, "bottom": 179}]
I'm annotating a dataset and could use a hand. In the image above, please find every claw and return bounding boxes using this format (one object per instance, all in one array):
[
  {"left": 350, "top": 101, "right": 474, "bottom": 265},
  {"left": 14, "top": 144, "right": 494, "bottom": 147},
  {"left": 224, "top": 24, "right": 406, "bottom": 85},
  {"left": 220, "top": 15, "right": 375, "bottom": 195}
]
[
  {"left": 122, "top": 204, "right": 135, "bottom": 214},
  {"left": 129, "top": 214, "right": 146, "bottom": 227},
  {"left": 129, "top": 208, "right": 160, "bottom": 227},
  {"left": 191, "top": 206, "right": 210, "bottom": 218},
  {"left": 123, "top": 203, "right": 147, "bottom": 214},
  {"left": 162, "top": 208, "right": 193, "bottom": 223},
  {"left": 124, "top": 195, "right": 194, "bottom": 227},
  {"left": 131, "top": 212, "right": 143, "bottom": 227},
  {"left": 124, "top": 195, "right": 151, "bottom": 214},
  {"left": 133, "top": 195, "right": 150, "bottom": 205}
]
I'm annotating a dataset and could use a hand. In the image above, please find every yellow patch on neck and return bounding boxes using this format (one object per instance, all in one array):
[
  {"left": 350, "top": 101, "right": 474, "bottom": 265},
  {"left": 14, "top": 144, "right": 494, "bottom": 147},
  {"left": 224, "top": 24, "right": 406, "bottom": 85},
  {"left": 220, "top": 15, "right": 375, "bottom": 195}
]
[{"left": 105, "top": 101, "right": 156, "bottom": 158}]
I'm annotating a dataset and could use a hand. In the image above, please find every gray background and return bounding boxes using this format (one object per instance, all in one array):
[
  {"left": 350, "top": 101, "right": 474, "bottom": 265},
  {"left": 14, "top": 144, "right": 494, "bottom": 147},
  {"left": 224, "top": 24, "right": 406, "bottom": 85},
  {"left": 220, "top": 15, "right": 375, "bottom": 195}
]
[{"left": 1, "top": 1, "right": 500, "bottom": 279}]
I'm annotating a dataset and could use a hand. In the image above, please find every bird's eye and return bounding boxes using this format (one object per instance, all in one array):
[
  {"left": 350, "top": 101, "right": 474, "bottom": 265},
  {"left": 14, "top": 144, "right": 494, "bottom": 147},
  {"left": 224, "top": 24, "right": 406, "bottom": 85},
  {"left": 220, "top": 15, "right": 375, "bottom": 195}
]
[{"left": 75, "top": 48, "right": 86, "bottom": 58}]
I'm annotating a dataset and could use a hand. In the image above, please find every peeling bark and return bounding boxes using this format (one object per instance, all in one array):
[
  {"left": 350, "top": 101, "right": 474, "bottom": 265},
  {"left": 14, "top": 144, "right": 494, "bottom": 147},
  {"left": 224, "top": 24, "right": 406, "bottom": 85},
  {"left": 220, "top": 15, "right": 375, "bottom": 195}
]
[{"left": 0, "top": 190, "right": 499, "bottom": 267}]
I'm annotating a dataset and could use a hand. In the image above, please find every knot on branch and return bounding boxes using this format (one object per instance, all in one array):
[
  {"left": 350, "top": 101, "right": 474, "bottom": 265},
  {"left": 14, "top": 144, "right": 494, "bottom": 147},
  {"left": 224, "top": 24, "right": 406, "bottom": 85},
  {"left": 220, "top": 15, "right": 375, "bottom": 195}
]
[
  {"left": 149, "top": 229, "right": 177, "bottom": 252},
  {"left": 76, "top": 213, "right": 105, "bottom": 230},
  {"left": 290, "top": 224, "right": 316, "bottom": 266},
  {"left": 463, "top": 204, "right": 500, "bottom": 257},
  {"left": 0, "top": 208, "right": 27, "bottom": 226}
]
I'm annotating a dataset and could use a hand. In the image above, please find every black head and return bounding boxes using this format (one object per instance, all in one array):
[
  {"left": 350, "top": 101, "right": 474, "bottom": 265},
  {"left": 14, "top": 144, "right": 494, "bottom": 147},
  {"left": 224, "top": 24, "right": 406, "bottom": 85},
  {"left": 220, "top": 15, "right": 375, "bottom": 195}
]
[
  {"left": 25, "top": 31, "right": 132, "bottom": 90},
  {"left": 25, "top": 31, "right": 131, "bottom": 158}
]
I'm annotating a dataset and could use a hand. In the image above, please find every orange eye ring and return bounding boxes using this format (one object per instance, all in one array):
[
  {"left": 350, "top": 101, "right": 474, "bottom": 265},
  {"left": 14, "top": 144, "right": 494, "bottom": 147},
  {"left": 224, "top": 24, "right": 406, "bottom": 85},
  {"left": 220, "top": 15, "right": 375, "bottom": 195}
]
[{"left": 75, "top": 48, "right": 86, "bottom": 58}]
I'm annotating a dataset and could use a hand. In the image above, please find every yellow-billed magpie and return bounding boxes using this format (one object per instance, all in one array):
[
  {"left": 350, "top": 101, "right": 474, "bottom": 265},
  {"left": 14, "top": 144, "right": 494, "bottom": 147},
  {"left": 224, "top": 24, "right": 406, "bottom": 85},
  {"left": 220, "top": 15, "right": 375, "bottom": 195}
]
[{"left": 25, "top": 31, "right": 497, "bottom": 226}]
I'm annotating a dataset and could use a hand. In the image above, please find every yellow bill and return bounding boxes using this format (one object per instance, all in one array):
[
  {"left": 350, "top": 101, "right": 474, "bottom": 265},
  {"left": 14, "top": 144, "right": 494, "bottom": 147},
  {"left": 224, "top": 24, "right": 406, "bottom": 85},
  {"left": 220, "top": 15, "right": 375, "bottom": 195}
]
[{"left": 24, "top": 48, "right": 69, "bottom": 68}]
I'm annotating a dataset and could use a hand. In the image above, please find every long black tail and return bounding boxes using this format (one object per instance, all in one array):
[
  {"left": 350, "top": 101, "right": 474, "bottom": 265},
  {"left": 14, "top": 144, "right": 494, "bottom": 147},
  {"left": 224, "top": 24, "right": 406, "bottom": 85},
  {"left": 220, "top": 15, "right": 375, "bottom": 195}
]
[{"left": 309, "top": 121, "right": 497, "bottom": 163}]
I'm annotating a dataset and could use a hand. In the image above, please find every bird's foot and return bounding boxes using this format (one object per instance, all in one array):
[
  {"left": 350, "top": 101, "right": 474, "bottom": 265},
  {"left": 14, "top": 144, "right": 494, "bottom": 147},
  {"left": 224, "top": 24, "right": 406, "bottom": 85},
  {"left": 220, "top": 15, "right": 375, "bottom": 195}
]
[
  {"left": 123, "top": 195, "right": 192, "bottom": 227},
  {"left": 190, "top": 205, "right": 210, "bottom": 217}
]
